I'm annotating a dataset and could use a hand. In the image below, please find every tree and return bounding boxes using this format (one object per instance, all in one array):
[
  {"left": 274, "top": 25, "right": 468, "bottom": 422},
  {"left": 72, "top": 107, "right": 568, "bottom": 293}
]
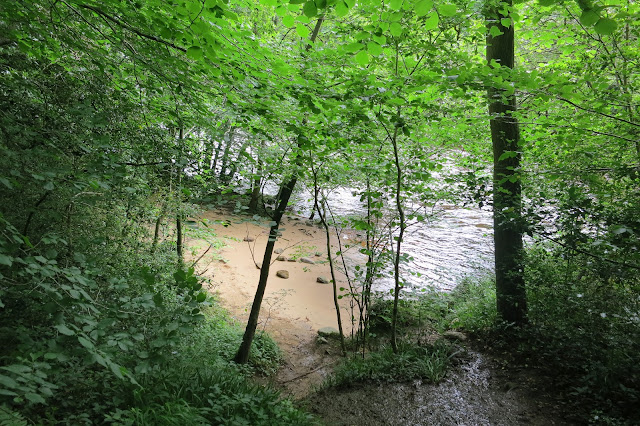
[{"left": 486, "top": 0, "right": 527, "bottom": 324}]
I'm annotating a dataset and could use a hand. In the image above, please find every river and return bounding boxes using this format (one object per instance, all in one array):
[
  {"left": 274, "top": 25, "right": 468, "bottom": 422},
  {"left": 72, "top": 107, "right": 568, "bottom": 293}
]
[{"left": 286, "top": 186, "right": 495, "bottom": 293}]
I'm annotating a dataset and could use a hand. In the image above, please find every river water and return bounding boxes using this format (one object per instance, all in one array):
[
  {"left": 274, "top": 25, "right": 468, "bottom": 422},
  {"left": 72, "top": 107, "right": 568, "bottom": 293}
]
[{"left": 287, "top": 186, "right": 495, "bottom": 292}]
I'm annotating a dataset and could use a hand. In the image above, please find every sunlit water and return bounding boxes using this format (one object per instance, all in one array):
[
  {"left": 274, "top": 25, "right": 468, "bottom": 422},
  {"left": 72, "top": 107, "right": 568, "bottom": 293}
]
[{"left": 285, "top": 185, "right": 495, "bottom": 292}]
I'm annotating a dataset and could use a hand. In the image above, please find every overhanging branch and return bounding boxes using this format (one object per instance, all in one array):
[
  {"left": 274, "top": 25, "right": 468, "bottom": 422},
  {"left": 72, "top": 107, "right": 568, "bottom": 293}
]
[{"left": 77, "top": 3, "right": 187, "bottom": 53}]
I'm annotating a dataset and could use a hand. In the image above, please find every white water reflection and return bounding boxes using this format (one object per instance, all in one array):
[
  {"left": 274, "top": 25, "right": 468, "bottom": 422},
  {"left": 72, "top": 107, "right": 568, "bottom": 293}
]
[{"left": 283, "top": 185, "right": 494, "bottom": 292}]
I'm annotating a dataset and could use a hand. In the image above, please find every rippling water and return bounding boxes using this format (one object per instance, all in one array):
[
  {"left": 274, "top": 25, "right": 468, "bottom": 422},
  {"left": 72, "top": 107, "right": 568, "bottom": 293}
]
[{"left": 287, "top": 186, "right": 494, "bottom": 292}]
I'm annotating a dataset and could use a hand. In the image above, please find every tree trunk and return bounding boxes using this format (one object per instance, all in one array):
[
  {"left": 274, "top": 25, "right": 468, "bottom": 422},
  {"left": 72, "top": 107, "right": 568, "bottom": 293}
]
[
  {"left": 234, "top": 16, "right": 325, "bottom": 364},
  {"left": 234, "top": 176, "right": 297, "bottom": 364},
  {"left": 248, "top": 152, "right": 263, "bottom": 213},
  {"left": 486, "top": 0, "right": 527, "bottom": 324},
  {"left": 176, "top": 127, "right": 184, "bottom": 266},
  {"left": 390, "top": 126, "right": 405, "bottom": 353},
  {"left": 312, "top": 171, "right": 346, "bottom": 357}
]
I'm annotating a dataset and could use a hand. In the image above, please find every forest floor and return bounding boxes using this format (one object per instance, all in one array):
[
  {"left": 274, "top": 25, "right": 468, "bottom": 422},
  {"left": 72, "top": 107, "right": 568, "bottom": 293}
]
[{"left": 187, "top": 208, "right": 573, "bottom": 425}]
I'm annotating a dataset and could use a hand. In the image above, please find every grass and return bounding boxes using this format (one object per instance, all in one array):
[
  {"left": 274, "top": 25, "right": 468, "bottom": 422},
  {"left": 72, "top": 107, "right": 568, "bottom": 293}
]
[{"left": 323, "top": 340, "right": 452, "bottom": 388}]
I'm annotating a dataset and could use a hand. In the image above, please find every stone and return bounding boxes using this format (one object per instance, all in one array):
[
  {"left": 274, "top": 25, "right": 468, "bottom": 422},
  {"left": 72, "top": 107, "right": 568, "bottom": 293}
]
[
  {"left": 299, "top": 257, "right": 315, "bottom": 264},
  {"left": 316, "top": 336, "right": 329, "bottom": 345},
  {"left": 316, "top": 276, "right": 330, "bottom": 284},
  {"left": 276, "top": 270, "right": 289, "bottom": 279},
  {"left": 274, "top": 248, "right": 284, "bottom": 254},
  {"left": 277, "top": 255, "right": 287, "bottom": 261},
  {"left": 243, "top": 236, "right": 255, "bottom": 242},
  {"left": 288, "top": 258, "right": 297, "bottom": 262},
  {"left": 305, "top": 220, "right": 314, "bottom": 226},
  {"left": 315, "top": 252, "right": 323, "bottom": 257},
  {"left": 318, "top": 327, "right": 339, "bottom": 337},
  {"left": 443, "top": 330, "right": 467, "bottom": 341}
]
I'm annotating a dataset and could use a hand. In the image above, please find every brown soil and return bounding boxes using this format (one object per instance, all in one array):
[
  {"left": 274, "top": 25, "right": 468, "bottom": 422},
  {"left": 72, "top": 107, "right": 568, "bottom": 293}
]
[{"left": 187, "top": 208, "right": 355, "bottom": 398}]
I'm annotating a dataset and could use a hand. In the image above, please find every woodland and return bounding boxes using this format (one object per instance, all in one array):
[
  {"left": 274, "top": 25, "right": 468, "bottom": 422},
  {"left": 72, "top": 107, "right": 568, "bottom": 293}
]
[{"left": 0, "top": 0, "right": 639, "bottom": 424}]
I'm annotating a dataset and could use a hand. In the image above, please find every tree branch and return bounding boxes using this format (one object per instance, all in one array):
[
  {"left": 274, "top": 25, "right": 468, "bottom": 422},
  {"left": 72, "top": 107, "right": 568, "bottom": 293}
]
[
  {"left": 558, "top": 97, "right": 640, "bottom": 128},
  {"left": 77, "top": 3, "right": 187, "bottom": 52}
]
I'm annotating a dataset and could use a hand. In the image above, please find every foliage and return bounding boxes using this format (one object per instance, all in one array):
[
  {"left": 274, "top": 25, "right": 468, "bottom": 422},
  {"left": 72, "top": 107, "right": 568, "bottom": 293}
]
[
  {"left": 325, "top": 341, "right": 452, "bottom": 388},
  {"left": 1, "top": 0, "right": 639, "bottom": 422},
  {"left": 447, "top": 277, "right": 498, "bottom": 333}
]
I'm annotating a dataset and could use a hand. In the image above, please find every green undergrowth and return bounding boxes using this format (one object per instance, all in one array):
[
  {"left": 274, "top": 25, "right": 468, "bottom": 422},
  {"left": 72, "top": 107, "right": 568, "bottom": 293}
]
[
  {"left": 323, "top": 341, "right": 453, "bottom": 388},
  {"left": 447, "top": 246, "right": 640, "bottom": 425},
  {"left": 0, "top": 213, "right": 312, "bottom": 425}
]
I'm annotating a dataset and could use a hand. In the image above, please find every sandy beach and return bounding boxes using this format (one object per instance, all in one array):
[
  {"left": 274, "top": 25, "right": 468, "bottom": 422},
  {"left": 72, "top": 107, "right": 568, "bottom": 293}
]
[{"left": 186, "top": 208, "right": 360, "bottom": 396}]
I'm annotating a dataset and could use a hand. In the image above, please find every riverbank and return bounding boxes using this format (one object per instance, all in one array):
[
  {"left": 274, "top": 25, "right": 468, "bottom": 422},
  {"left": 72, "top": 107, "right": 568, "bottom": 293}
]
[
  {"left": 186, "top": 208, "right": 357, "bottom": 397},
  {"left": 185, "top": 208, "right": 571, "bottom": 425}
]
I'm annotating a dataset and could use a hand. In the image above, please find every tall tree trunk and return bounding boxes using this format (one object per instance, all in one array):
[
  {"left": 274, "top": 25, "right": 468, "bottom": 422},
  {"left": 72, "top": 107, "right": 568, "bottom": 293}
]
[
  {"left": 312, "top": 170, "right": 346, "bottom": 357},
  {"left": 486, "top": 0, "right": 527, "bottom": 324},
  {"left": 248, "top": 147, "right": 263, "bottom": 213},
  {"left": 234, "top": 16, "right": 325, "bottom": 365},
  {"left": 176, "top": 127, "right": 184, "bottom": 266}
]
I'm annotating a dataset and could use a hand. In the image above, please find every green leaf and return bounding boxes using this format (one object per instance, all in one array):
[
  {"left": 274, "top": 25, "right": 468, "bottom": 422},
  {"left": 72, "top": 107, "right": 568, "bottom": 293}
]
[
  {"left": 538, "top": 0, "right": 555, "bottom": 5},
  {"left": 389, "top": 0, "right": 403, "bottom": 11},
  {"left": 25, "top": 393, "right": 47, "bottom": 404},
  {"left": 414, "top": 0, "right": 432, "bottom": 16},
  {"left": 0, "top": 177, "right": 12, "bottom": 189},
  {"left": 594, "top": 18, "right": 617, "bottom": 35},
  {"left": 196, "top": 292, "right": 207, "bottom": 302},
  {"left": 296, "top": 23, "right": 310, "bottom": 38},
  {"left": 489, "top": 25, "right": 504, "bottom": 37},
  {"left": 55, "top": 324, "right": 75, "bottom": 336},
  {"left": 283, "top": 15, "right": 295, "bottom": 27},
  {"left": 345, "top": 42, "right": 364, "bottom": 53},
  {"left": 355, "top": 50, "right": 370, "bottom": 65},
  {"left": 335, "top": 1, "right": 349, "bottom": 16},
  {"left": 186, "top": 46, "right": 203, "bottom": 60},
  {"left": 303, "top": 1, "right": 317, "bottom": 17},
  {"left": 0, "top": 374, "right": 18, "bottom": 388},
  {"left": 438, "top": 3, "right": 456, "bottom": 16},
  {"left": 579, "top": 9, "right": 600, "bottom": 26},
  {"left": 367, "top": 41, "right": 383, "bottom": 56},
  {"left": 424, "top": 13, "right": 439, "bottom": 30},
  {"left": 389, "top": 22, "right": 403, "bottom": 37},
  {"left": 0, "top": 254, "right": 12, "bottom": 267},
  {"left": 500, "top": 18, "right": 511, "bottom": 28},
  {"left": 78, "top": 336, "right": 94, "bottom": 349},
  {"left": 109, "top": 362, "right": 125, "bottom": 379}
]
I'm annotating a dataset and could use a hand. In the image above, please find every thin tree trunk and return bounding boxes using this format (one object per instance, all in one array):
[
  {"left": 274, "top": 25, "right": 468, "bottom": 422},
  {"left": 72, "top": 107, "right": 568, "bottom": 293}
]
[
  {"left": 486, "top": 0, "right": 527, "bottom": 324},
  {"left": 176, "top": 127, "right": 184, "bottom": 265},
  {"left": 390, "top": 127, "right": 405, "bottom": 353},
  {"left": 312, "top": 170, "right": 346, "bottom": 356},
  {"left": 248, "top": 149, "right": 263, "bottom": 213},
  {"left": 151, "top": 199, "right": 168, "bottom": 252},
  {"left": 234, "top": 16, "right": 325, "bottom": 365},
  {"left": 234, "top": 176, "right": 297, "bottom": 364}
]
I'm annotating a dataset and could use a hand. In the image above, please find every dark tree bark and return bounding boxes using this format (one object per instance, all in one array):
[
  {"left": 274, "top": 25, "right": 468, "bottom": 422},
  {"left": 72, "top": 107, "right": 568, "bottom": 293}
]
[
  {"left": 234, "top": 16, "right": 325, "bottom": 364},
  {"left": 176, "top": 127, "right": 184, "bottom": 265},
  {"left": 233, "top": 176, "right": 297, "bottom": 364},
  {"left": 486, "top": 0, "right": 527, "bottom": 324}
]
